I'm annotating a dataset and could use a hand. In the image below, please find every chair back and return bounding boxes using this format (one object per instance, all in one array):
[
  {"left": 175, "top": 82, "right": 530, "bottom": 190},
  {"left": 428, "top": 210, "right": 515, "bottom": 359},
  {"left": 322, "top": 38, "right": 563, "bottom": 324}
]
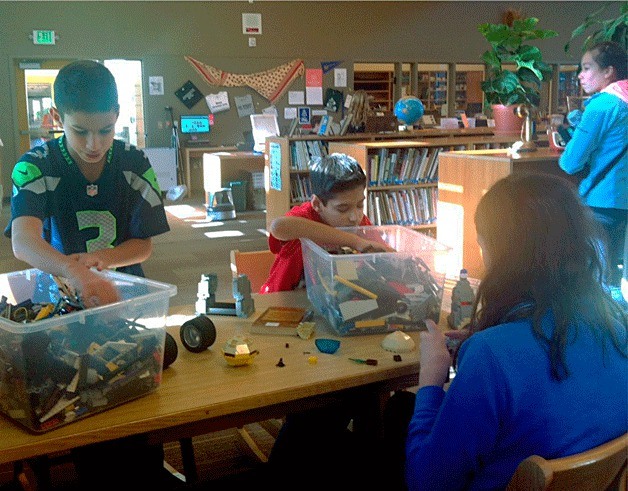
[
  {"left": 230, "top": 249, "right": 275, "bottom": 293},
  {"left": 507, "top": 433, "right": 628, "bottom": 491}
]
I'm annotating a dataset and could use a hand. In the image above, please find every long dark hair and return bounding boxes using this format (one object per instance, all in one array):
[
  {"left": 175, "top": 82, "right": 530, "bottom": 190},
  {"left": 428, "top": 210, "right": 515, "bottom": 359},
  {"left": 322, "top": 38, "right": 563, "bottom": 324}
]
[
  {"left": 588, "top": 40, "right": 628, "bottom": 80},
  {"left": 470, "top": 173, "right": 627, "bottom": 380}
]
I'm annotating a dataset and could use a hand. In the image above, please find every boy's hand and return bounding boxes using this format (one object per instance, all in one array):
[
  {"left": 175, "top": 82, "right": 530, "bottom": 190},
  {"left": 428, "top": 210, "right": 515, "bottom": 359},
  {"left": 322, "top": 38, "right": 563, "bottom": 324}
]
[
  {"left": 67, "top": 264, "right": 120, "bottom": 307},
  {"left": 354, "top": 238, "right": 395, "bottom": 253},
  {"left": 418, "top": 319, "right": 453, "bottom": 388},
  {"left": 69, "top": 252, "right": 107, "bottom": 271}
]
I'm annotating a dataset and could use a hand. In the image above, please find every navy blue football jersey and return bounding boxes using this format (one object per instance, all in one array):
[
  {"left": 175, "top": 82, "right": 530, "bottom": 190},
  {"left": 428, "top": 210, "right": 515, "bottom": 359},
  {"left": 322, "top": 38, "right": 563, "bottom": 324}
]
[{"left": 5, "top": 136, "right": 170, "bottom": 276}]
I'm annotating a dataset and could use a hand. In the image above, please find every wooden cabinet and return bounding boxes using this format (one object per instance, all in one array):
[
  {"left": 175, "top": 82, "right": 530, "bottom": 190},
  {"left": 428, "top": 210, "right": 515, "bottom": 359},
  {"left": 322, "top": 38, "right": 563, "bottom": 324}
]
[
  {"left": 437, "top": 148, "right": 565, "bottom": 278},
  {"left": 353, "top": 70, "right": 394, "bottom": 110}
]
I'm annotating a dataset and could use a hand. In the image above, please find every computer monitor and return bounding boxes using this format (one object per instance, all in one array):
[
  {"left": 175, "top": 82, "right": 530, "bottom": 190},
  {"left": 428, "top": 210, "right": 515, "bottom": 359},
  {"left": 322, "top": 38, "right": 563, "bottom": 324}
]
[{"left": 180, "top": 114, "right": 211, "bottom": 141}]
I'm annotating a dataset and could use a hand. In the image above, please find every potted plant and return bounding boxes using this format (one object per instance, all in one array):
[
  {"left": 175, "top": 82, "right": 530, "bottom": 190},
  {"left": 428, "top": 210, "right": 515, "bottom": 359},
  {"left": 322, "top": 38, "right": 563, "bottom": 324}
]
[
  {"left": 478, "top": 17, "right": 557, "bottom": 133},
  {"left": 564, "top": 1, "right": 627, "bottom": 54}
]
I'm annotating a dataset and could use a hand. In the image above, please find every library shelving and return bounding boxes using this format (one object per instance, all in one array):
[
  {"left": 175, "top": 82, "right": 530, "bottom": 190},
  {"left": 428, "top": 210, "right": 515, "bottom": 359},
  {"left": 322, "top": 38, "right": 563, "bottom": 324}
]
[
  {"left": 453, "top": 71, "right": 484, "bottom": 113},
  {"left": 353, "top": 70, "right": 394, "bottom": 110},
  {"left": 557, "top": 65, "right": 582, "bottom": 114},
  {"left": 327, "top": 135, "right": 526, "bottom": 237},
  {"left": 263, "top": 128, "right": 498, "bottom": 229},
  {"left": 418, "top": 70, "right": 448, "bottom": 112}
]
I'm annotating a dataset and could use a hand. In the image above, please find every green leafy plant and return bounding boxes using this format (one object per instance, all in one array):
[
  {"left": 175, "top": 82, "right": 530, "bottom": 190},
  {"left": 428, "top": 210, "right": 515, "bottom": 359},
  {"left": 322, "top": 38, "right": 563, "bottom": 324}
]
[
  {"left": 564, "top": 2, "right": 627, "bottom": 55},
  {"left": 479, "top": 17, "right": 558, "bottom": 107}
]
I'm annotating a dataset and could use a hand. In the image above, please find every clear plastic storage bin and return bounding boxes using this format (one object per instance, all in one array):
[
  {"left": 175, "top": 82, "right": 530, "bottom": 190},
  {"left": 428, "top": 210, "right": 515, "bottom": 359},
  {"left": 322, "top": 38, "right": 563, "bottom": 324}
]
[
  {"left": 0, "top": 269, "right": 176, "bottom": 432},
  {"left": 301, "top": 226, "right": 451, "bottom": 336}
]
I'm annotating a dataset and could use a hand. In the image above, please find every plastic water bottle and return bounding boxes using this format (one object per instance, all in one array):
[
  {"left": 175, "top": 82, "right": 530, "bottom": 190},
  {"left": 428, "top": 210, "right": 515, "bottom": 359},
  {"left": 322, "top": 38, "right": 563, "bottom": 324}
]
[{"left": 448, "top": 269, "right": 475, "bottom": 329}]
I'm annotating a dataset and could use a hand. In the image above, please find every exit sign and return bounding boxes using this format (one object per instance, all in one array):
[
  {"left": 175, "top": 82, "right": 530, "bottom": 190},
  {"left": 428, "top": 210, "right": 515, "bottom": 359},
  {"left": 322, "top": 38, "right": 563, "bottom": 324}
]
[{"left": 32, "top": 30, "right": 56, "bottom": 45}]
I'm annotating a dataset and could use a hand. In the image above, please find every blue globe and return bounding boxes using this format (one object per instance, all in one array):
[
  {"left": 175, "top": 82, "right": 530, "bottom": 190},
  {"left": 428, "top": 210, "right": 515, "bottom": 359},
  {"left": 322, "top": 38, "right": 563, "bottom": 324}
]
[{"left": 394, "top": 96, "right": 425, "bottom": 126}]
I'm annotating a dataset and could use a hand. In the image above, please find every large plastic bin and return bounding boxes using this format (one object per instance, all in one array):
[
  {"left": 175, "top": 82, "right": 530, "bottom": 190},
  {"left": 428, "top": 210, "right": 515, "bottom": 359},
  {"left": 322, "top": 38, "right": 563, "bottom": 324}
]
[
  {"left": 0, "top": 269, "right": 176, "bottom": 432},
  {"left": 301, "top": 226, "right": 451, "bottom": 335}
]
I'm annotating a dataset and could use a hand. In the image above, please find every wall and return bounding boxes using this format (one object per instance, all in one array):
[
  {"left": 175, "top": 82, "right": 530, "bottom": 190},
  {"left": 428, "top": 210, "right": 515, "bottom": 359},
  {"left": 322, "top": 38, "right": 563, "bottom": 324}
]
[{"left": 0, "top": 1, "right": 612, "bottom": 196}]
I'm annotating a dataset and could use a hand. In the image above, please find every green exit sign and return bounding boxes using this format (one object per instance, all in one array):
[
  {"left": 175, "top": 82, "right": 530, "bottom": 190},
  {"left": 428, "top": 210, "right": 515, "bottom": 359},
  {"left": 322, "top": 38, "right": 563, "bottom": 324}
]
[{"left": 32, "top": 30, "right": 56, "bottom": 45}]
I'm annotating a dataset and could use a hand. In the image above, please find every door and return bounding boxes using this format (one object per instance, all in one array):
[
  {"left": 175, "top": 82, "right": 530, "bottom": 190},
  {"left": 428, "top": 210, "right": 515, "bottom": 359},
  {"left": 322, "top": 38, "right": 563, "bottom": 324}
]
[{"left": 14, "top": 58, "right": 145, "bottom": 156}]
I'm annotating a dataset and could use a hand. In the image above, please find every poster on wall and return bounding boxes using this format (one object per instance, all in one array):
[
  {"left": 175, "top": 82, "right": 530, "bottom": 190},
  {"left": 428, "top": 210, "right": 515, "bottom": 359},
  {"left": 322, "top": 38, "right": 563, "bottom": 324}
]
[
  {"left": 175, "top": 80, "right": 204, "bottom": 109},
  {"left": 269, "top": 141, "right": 282, "bottom": 191}
]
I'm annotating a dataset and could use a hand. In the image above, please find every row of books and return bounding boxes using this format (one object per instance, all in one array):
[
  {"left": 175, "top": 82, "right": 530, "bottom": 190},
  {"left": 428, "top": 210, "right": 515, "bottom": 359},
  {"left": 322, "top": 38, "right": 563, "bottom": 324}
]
[
  {"left": 289, "top": 140, "right": 329, "bottom": 171},
  {"left": 367, "top": 187, "right": 437, "bottom": 226},
  {"left": 290, "top": 174, "right": 312, "bottom": 203},
  {"left": 368, "top": 147, "right": 441, "bottom": 186}
]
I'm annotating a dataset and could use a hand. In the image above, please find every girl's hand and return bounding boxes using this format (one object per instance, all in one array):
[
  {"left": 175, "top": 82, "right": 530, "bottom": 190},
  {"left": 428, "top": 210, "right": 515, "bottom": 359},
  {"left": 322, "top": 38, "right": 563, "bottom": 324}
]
[{"left": 418, "top": 319, "right": 453, "bottom": 388}]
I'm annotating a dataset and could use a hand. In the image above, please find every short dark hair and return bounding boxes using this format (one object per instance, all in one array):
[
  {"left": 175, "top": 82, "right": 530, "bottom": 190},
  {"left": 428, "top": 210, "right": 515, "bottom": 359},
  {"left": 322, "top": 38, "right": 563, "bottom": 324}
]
[
  {"left": 588, "top": 41, "right": 628, "bottom": 80},
  {"left": 54, "top": 60, "right": 119, "bottom": 116},
  {"left": 309, "top": 153, "right": 366, "bottom": 205}
]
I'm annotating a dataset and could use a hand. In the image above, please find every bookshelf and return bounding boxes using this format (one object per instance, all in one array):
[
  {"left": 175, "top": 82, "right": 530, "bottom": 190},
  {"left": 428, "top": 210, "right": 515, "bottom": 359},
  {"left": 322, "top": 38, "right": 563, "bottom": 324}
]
[
  {"left": 353, "top": 69, "right": 394, "bottom": 111},
  {"left": 263, "top": 128, "right": 497, "bottom": 229},
  {"left": 453, "top": 70, "right": 484, "bottom": 113},
  {"left": 418, "top": 69, "right": 448, "bottom": 113},
  {"left": 328, "top": 136, "right": 523, "bottom": 237},
  {"left": 557, "top": 65, "right": 582, "bottom": 114}
]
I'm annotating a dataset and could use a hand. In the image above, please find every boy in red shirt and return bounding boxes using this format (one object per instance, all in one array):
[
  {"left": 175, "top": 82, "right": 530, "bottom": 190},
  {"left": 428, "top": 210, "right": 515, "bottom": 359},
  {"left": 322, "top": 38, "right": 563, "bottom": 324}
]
[{"left": 260, "top": 153, "right": 390, "bottom": 293}]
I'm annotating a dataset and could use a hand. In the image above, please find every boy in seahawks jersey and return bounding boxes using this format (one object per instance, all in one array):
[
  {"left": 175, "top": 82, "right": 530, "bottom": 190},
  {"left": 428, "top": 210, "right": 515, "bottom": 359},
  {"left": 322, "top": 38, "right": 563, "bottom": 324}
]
[
  {"left": 4, "top": 60, "right": 169, "bottom": 308},
  {"left": 4, "top": 60, "right": 179, "bottom": 488}
]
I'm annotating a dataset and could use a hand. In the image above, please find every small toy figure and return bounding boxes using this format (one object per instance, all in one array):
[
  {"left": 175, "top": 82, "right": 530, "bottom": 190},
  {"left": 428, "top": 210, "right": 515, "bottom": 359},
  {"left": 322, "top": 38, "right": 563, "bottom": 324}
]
[{"left": 222, "top": 335, "right": 258, "bottom": 366}]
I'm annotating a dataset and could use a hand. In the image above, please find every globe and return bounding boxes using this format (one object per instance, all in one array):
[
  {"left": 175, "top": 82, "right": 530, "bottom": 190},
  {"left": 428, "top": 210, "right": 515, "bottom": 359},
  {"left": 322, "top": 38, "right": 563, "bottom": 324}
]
[{"left": 394, "top": 96, "right": 425, "bottom": 126}]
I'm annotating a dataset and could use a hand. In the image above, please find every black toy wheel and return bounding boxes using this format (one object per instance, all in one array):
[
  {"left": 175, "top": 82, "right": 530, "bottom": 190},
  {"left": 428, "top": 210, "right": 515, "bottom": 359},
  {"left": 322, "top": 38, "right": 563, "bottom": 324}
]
[
  {"left": 163, "top": 332, "right": 178, "bottom": 369},
  {"left": 180, "top": 315, "right": 217, "bottom": 353}
]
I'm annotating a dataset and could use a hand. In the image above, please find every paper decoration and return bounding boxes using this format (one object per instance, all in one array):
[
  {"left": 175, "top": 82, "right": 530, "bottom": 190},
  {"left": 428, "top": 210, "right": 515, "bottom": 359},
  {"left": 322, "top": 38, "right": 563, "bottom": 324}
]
[
  {"left": 235, "top": 94, "right": 255, "bottom": 118},
  {"left": 175, "top": 80, "right": 204, "bottom": 109},
  {"left": 284, "top": 107, "right": 297, "bottom": 119},
  {"left": 205, "top": 91, "right": 230, "bottom": 113},
  {"left": 149, "top": 76, "right": 164, "bottom": 95},
  {"left": 334, "top": 68, "right": 347, "bottom": 88},
  {"left": 186, "top": 56, "right": 304, "bottom": 104},
  {"left": 289, "top": 91, "right": 304, "bottom": 105},
  {"left": 298, "top": 107, "right": 311, "bottom": 124},
  {"left": 306, "top": 68, "right": 323, "bottom": 87},
  {"left": 306, "top": 86, "right": 323, "bottom": 105},
  {"left": 242, "top": 13, "right": 262, "bottom": 34},
  {"left": 321, "top": 61, "right": 342, "bottom": 74},
  {"left": 269, "top": 141, "right": 282, "bottom": 191},
  {"left": 324, "top": 88, "right": 343, "bottom": 112}
]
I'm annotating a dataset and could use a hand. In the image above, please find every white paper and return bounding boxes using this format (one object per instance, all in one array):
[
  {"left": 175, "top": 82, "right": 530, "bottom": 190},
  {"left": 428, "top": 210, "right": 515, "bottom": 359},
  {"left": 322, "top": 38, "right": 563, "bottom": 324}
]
[
  {"left": 234, "top": 94, "right": 255, "bottom": 118},
  {"left": 149, "top": 76, "right": 164, "bottom": 96},
  {"left": 284, "top": 107, "right": 297, "bottom": 119},
  {"left": 205, "top": 91, "right": 230, "bottom": 113},
  {"left": 262, "top": 105, "right": 278, "bottom": 115},
  {"left": 306, "top": 86, "right": 323, "bottom": 106},
  {"left": 288, "top": 91, "right": 304, "bottom": 105},
  {"left": 344, "top": 93, "right": 353, "bottom": 109},
  {"left": 312, "top": 109, "right": 328, "bottom": 116},
  {"left": 334, "top": 68, "right": 347, "bottom": 87},
  {"left": 242, "top": 13, "right": 262, "bottom": 34}
]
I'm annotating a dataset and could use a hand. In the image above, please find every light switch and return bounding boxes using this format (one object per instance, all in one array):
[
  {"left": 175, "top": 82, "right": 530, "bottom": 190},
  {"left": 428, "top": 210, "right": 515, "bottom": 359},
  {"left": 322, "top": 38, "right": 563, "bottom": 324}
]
[{"left": 248, "top": 37, "right": 256, "bottom": 47}]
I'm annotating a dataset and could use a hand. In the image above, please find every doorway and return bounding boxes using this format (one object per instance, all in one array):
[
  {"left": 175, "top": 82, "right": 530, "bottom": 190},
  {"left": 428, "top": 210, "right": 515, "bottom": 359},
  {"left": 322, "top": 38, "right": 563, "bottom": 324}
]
[{"left": 15, "top": 58, "right": 145, "bottom": 156}]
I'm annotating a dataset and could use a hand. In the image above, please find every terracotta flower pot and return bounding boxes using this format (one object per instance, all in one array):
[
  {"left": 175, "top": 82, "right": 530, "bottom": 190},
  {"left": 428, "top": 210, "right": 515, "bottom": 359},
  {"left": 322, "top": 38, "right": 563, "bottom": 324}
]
[{"left": 491, "top": 104, "right": 524, "bottom": 135}]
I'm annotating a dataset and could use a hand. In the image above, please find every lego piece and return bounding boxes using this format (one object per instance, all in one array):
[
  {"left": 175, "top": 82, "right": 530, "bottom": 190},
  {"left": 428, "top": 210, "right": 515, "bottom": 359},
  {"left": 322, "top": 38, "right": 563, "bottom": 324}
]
[
  {"left": 334, "top": 275, "right": 378, "bottom": 299},
  {"left": 338, "top": 299, "right": 378, "bottom": 321},
  {"left": 349, "top": 358, "right": 378, "bottom": 366},
  {"left": 276, "top": 358, "right": 285, "bottom": 367}
]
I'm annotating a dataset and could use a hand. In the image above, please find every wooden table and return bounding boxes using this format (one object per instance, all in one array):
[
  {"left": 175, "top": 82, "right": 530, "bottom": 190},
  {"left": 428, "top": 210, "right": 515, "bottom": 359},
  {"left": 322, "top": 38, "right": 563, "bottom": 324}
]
[{"left": 0, "top": 290, "right": 423, "bottom": 466}]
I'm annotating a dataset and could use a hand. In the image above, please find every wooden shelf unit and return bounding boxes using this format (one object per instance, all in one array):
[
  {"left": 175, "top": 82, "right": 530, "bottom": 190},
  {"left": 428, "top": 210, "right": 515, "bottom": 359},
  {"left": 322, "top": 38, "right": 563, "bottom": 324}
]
[
  {"left": 454, "top": 71, "right": 484, "bottom": 113},
  {"left": 263, "top": 128, "right": 498, "bottom": 229},
  {"left": 418, "top": 70, "right": 448, "bottom": 112},
  {"left": 328, "top": 135, "right": 523, "bottom": 236},
  {"left": 353, "top": 70, "right": 394, "bottom": 110},
  {"left": 438, "top": 148, "right": 566, "bottom": 279}
]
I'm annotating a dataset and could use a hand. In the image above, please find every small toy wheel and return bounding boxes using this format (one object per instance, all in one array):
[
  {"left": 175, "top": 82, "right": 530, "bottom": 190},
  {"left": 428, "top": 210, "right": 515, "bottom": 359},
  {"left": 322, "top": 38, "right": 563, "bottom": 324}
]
[
  {"left": 163, "top": 332, "right": 178, "bottom": 369},
  {"left": 180, "top": 315, "right": 217, "bottom": 353}
]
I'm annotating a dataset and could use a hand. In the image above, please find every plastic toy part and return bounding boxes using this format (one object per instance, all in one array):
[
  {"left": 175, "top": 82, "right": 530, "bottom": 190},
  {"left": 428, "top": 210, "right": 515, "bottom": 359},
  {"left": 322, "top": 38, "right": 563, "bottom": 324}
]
[
  {"left": 381, "top": 330, "right": 416, "bottom": 353},
  {"left": 163, "top": 332, "right": 179, "bottom": 369},
  {"left": 222, "top": 335, "right": 259, "bottom": 366},
  {"left": 180, "top": 315, "right": 217, "bottom": 353},
  {"left": 315, "top": 338, "right": 340, "bottom": 354}
]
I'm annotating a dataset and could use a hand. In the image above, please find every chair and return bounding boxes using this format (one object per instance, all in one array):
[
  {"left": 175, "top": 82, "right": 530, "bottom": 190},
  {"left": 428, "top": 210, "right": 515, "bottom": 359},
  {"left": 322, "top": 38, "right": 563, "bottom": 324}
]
[
  {"left": 507, "top": 433, "right": 628, "bottom": 491},
  {"left": 230, "top": 249, "right": 276, "bottom": 293}
]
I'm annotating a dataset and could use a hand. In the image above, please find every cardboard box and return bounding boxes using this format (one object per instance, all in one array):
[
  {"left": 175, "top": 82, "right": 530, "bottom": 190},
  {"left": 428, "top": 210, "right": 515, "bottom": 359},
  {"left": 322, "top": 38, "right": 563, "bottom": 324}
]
[
  {"left": 0, "top": 269, "right": 176, "bottom": 432},
  {"left": 301, "top": 226, "right": 451, "bottom": 335}
]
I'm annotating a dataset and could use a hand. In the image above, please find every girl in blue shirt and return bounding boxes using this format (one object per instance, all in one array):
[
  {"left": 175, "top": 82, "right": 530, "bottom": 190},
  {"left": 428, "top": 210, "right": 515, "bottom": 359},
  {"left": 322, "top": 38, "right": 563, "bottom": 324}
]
[{"left": 404, "top": 173, "right": 627, "bottom": 491}]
